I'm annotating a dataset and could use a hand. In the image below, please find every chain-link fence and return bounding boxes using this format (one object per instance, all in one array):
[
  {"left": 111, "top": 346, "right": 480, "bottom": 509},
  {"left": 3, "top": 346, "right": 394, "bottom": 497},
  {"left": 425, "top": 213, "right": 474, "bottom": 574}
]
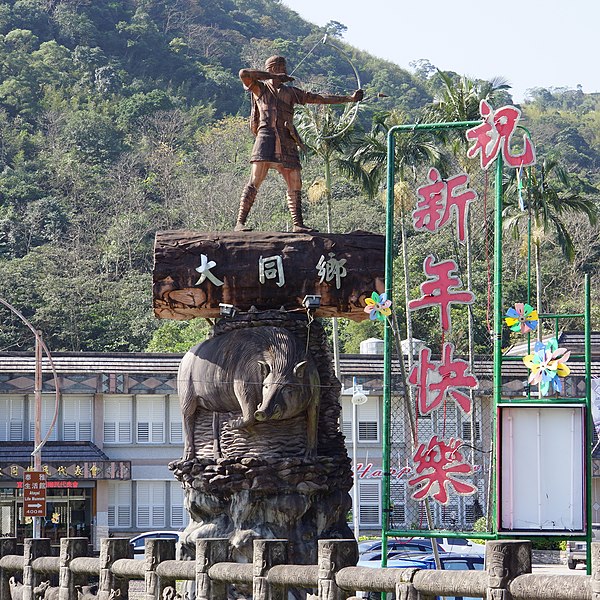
[{"left": 385, "top": 151, "right": 498, "bottom": 537}]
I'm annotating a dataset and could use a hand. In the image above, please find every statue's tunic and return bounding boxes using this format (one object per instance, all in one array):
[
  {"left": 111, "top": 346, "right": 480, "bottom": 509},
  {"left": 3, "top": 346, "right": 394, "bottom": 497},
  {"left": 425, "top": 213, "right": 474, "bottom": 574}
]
[
  {"left": 245, "top": 81, "right": 308, "bottom": 169},
  {"left": 245, "top": 80, "right": 349, "bottom": 169}
]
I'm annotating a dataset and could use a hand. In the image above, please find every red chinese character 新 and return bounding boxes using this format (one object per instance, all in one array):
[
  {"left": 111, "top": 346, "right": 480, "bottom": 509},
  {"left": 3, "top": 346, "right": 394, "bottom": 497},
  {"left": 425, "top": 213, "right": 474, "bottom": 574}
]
[
  {"left": 466, "top": 100, "right": 535, "bottom": 170},
  {"left": 409, "top": 343, "right": 478, "bottom": 415},
  {"left": 408, "top": 255, "right": 475, "bottom": 332},
  {"left": 413, "top": 168, "right": 477, "bottom": 242},
  {"left": 408, "top": 436, "right": 476, "bottom": 504}
]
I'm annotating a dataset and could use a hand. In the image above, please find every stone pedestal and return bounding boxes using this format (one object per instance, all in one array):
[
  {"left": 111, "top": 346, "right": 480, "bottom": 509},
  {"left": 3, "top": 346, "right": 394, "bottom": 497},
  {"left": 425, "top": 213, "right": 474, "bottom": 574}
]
[{"left": 169, "top": 311, "right": 352, "bottom": 575}]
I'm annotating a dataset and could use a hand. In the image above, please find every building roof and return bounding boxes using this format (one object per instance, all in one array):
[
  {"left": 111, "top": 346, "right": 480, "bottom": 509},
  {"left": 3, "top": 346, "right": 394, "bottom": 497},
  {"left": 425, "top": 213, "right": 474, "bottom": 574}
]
[
  {"left": 0, "top": 441, "right": 110, "bottom": 463},
  {"left": 0, "top": 351, "right": 183, "bottom": 374},
  {"left": 1, "top": 330, "right": 599, "bottom": 388}
]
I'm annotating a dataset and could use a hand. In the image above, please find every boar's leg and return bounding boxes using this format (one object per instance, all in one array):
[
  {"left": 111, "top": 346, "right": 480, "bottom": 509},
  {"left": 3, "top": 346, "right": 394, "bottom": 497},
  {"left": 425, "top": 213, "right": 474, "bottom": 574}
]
[
  {"left": 180, "top": 388, "right": 198, "bottom": 461},
  {"left": 228, "top": 380, "right": 259, "bottom": 429}
]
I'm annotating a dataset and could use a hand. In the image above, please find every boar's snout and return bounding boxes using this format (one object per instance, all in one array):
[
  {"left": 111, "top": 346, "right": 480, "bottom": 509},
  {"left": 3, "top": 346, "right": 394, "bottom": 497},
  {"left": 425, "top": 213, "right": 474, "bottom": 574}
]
[{"left": 254, "top": 404, "right": 282, "bottom": 422}]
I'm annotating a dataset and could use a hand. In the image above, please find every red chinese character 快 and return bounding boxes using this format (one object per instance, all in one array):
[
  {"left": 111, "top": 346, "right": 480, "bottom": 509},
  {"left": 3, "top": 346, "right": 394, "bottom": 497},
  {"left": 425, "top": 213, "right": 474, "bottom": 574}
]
[
  {"left": 413, "top": 168, "right": 477, "bottom": 242},
  {"left": 408, "top": 255, "right": 475, "bottom": 332},
  {"left": 466, "top": 100, "right": 535, "bottom": 170},
  {"left": 409, "top": 343, "right": 478, "bottom": 415},
  {"left": 408, "top": 436, "right": 477, "bottom": 504}
]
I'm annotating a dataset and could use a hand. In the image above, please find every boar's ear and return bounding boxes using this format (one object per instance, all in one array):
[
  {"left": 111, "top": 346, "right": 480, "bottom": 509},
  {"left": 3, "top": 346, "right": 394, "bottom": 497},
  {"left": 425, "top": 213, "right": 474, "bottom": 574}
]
[
  {"left": 258, "top": 360, "right": 271, "bottom": 379},
  {"left": 293, "top": 360, "right": 308, "bottom": 378}
]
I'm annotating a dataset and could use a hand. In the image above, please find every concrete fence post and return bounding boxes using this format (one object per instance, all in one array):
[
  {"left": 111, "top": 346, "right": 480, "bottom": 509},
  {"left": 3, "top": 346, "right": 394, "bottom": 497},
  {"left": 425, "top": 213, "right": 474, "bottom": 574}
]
[
  {"left": 317, "top": 540, "right": 358, "bottom": 600},
  {"left": 58, "top": 537, "right": 88, "bottom": 600},
  {"left": 395, "top": 580, "right": 418, "bottom": 600},
  {"left": 99, "top": 538, "right": 131, "bottom": 600},
  {"left": 22, "top": 538, "right": 51, "bottom": 600},
  {"left": 253, "top": 539, "right": 288, "bottom": 600},
  {"left": 591, "top": 542, "right": 600, "bottom": 600},
  {"left": 0, "top": 538, "right": 17, "bottom": 600},
  {"left": 144, "top": 538, "right": 176, "bottom": 600},
  {"left": 195, "top": 538, "right": 228, "bottom": 600},
  {"left": 485, "top": 540, "right": 531, "bottom": 600}
]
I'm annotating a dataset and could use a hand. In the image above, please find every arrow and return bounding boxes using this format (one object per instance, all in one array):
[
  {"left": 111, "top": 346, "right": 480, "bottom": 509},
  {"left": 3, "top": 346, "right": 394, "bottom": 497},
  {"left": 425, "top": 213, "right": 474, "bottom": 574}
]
[{"left": 28, "top": 503, "right": 43, "bottom": 508}]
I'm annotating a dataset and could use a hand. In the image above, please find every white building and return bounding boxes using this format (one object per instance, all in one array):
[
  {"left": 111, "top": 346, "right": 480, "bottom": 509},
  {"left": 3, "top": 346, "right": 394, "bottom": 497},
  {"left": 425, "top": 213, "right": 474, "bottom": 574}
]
[{"left": 0, "top": 332, "right": 596, "bottom": 545}]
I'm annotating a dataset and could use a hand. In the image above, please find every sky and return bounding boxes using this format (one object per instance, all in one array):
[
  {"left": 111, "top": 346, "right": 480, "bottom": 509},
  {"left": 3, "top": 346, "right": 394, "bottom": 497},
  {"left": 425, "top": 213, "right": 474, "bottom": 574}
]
[{"left": 282, "top": 0, "right": 596, "bottom": 103}]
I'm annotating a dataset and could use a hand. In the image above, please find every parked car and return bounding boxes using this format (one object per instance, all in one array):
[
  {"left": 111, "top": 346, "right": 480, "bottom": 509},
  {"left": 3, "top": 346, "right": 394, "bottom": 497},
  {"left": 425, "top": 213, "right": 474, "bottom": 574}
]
[
  {"left": 359, "top": 541, "right": 444, "bottom": 563},
  {"left": 567, "top": 525, "right": 600, "bottom": 569},
  {"left": 358, "top": 537, "right": 483, "bottom": 557},
  {"left": 356, "top": 552, "right": 484, "bottom": 599},
  {"left": 358, "top": 551, "right": 484, "bottom": 570},
  {"left": 129, "top": 531, "right": 184, "bottom": 559},
  {"left": 414, "top": 537, "right": 486, "bottom": 557}
]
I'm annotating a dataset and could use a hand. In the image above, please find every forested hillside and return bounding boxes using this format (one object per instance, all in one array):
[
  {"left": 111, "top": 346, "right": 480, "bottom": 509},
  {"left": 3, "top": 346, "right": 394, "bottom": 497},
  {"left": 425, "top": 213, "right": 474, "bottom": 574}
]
[{"left": 0, "top": 0, "right": 599, "bottom": 353}]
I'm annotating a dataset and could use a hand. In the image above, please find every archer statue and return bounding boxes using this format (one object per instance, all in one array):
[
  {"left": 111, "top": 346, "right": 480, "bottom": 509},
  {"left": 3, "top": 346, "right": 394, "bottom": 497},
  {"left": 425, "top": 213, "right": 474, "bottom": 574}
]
[{"left": 235, "top": 55, "right": 363, "bottom": 233}]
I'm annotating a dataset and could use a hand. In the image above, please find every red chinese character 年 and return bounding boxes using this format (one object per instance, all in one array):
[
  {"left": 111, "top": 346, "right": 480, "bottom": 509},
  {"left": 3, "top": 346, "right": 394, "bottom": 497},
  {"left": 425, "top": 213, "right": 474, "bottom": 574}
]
[
  {"left": 408, "top": 343, "right": 478, "bottom": 415},
  {"left": 408, "top": 436, "right": 477, "bottom": 505},
  {"left": 466, "top": 100, "right": 536, "bottom": 170},
  {"left": 408, "top": 255, "right": 475, "bottom": 332},
  {"left": 413, "top": 168, "right": 477, "bottom": 243}
]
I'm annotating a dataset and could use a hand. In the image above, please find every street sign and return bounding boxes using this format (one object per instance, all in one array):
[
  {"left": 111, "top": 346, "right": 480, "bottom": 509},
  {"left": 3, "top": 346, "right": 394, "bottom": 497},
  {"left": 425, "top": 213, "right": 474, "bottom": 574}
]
[{"left": 23, "top": 471, "right": 47, "bottom": 518}]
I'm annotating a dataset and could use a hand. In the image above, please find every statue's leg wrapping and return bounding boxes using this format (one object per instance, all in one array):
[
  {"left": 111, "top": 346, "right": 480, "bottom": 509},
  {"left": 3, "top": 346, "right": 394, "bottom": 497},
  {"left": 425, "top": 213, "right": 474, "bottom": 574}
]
[
  {"left": 286, "top": 191, "right": 317, "bottom": 233},
  {"left": 235, "top": 184, "right": 258, "bottom": 231}
]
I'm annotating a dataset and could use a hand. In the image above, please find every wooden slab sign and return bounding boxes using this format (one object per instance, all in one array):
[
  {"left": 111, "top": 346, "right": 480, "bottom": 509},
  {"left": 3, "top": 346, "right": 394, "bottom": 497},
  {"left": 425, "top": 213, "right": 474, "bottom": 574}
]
[{"left": 153, "top": 230, "right": 385, "bottom": 321}]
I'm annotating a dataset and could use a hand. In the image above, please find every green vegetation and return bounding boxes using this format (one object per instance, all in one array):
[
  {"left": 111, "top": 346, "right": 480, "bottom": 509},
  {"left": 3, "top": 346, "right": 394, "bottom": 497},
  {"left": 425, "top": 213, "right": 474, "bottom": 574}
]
[{"left": 0, "top": 0, "right": 598, "bottom": 353}]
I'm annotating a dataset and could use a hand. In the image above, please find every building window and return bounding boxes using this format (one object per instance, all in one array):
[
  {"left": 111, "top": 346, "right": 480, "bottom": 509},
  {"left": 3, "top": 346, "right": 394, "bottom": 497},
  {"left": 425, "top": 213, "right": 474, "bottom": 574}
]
[
  {"left": 63, "top": 395, "right": 92, "bottom": 441},
  {"left": 0, "top": 395, "right": 24, "bottom": 441},
  {"left": 28, "top": 394, "right": 58, "bottom": 441},
  {"left": 108, "top": 481, "right": 131, "bottom": 528},
  {"left": 136, "top": 396, "right": 165, "bottom": 444},
  {"left": 341, "top": 397, "right": 380, "bottom": 443},
  {"left": 461, "top": 420, "right": 481, "bottom": 442},
  {"left": 136, "top": 481, "right": 166, "bottom": 528},
  {"left": 358, "top": 480, "right": 381, "bottom": 527},
  {"left": 170, "top": 481, "right": 185, "bottom": 529},
  {"left": 342, "top": 420, "right": 352, "bottom": 440},
  {"left": 169, "top": 395, "right": 183, "bottom": 444},
  {"left": 104, "top": 396, "right": 132, "bottom": 444},
  {"left": 390, "top": 481, "right": 406, "bottom": 528},
  {"left": 357, "top": 400, "right": 379, "bottom": 442}
]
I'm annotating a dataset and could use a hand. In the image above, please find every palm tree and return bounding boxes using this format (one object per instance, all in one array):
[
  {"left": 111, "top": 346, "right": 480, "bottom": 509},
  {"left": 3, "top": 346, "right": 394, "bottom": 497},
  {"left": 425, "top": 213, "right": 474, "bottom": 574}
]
[
  {"left": 503, "top": 157, "right": 598, "bottom": 333},
  {"left": 427, "top": 70, "right": 512, "bottom": 130},
  {"left": 339, "top": 109, "right": 445, "bottom": 364},
  {"left": 295, "top": 103, "right": 363, "bottom": 376},
  {"left": 295, "top": 103, "right": 360, "bottom": 232},
  {"left": 423, "top": 72, "right": 512, "bottom": 531}
]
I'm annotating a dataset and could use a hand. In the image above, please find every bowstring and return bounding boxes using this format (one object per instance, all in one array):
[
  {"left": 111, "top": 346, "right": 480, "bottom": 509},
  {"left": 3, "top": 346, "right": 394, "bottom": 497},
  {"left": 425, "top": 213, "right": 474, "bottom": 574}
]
[{"left": 289, "top": 34, "right": 328, "bottom": 78}]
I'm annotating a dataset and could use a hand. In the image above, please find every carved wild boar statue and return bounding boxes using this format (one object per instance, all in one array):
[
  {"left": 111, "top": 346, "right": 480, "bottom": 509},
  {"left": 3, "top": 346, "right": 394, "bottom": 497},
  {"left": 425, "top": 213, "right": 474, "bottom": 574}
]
[{"left": 178, "top": 326, "right": 320, "bottom": 460}]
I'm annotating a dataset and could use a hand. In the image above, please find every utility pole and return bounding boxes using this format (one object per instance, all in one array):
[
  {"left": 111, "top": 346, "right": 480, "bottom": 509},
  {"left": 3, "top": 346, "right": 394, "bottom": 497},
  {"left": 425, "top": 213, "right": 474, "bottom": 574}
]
[
  {"left": 0, "top": 298, "right": 59, "bottom": 539},
  {"left": 33, "top": 330, "right": 43, "bottom": 538}
]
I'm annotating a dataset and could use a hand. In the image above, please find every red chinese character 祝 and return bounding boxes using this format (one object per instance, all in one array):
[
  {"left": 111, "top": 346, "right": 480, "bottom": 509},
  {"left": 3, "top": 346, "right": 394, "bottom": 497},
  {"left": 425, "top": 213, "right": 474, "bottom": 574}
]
[
  {"left": 408, "top": 436, "right": 477, "bottom": 504},
  {"left": 413, "top": 168, "right": 477, "bottom": 243},
  {"left": 408, "top": 343, "right": 478, "bottom": 415},
  {"left": 466, "top": 100, "right": 536, "bottom": 170},
  {"left": 408, "top": 255, "right": 475, "bottom": 332}
]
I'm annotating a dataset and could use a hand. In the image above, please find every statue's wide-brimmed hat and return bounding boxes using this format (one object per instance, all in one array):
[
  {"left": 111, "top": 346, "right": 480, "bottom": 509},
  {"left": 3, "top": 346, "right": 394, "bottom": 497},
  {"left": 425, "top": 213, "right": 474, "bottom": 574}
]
[{"left": 265, "top": 55, "right": 286, "bottom": 72}]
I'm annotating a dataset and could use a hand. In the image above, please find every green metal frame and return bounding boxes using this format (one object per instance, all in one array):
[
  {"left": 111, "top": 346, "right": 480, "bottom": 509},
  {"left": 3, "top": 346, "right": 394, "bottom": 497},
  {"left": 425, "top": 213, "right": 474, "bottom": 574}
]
[{"left": 383, "top": 121, "right": 593, "bottom": 570}]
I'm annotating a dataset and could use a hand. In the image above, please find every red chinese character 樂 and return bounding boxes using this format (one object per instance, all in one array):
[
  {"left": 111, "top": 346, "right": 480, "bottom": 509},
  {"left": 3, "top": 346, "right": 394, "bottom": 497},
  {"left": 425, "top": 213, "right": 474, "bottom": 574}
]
[
  {"left": 408, "top": 255, "right": 475, "bottom": 332},
  {"left": 408, "top": 436, "right": 477, "bottom": 504}
]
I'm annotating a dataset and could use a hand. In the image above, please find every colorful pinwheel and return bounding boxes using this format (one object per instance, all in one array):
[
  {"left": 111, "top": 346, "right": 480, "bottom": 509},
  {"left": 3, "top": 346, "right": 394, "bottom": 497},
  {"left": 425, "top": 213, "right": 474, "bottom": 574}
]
[
  {"left": 505, "top": 302, "right": 538, "bottom": 334},
  {"left": 523, "top": 337, "right": 571, "bottom": 396},
  {"left": 364, "top": 292, "right": 392, "bottom": 322}
]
